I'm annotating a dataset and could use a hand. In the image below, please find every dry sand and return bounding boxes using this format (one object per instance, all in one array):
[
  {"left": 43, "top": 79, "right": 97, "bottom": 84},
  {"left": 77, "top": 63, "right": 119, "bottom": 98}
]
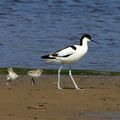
[{"left": 0, "top": 75, "right": 120, "bottom": 120}]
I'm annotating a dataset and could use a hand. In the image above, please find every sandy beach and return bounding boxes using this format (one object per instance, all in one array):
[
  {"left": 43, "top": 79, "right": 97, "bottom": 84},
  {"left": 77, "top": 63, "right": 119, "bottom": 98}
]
[{"left": 0, "top": 75, "right": 120, "bottom": 120}]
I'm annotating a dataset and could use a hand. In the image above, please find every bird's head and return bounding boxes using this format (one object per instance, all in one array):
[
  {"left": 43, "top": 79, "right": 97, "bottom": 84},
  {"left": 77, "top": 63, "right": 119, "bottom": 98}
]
[
  {"left": 7, "top": 68, "right": 13, "bottom": 72},
  {"left": 80, "top": 33, "right": 99, "bottom": 45},
  {"left": 80, "top": 33, "right": 91, "bottom": 42}
]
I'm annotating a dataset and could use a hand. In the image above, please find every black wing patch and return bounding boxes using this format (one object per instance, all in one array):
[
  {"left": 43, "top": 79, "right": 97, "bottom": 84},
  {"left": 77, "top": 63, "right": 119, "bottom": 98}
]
[
  {"left": 62, "top": 54, "right": 73, "bottom": 57},
  {"left": 52, "top": 53, "right": 73, "bottom": 58},
  {"left": 70, "top": 45, "right": 77, "bottom": 50}
]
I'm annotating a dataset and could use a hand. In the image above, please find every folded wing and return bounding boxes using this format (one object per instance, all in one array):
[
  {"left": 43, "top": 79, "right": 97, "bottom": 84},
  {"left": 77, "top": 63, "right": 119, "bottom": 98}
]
[
  {"left": 55, "top": 46, "right": 76, "bottom": 57},
  {"left": 41, "top": 45, "right": 77, "bottom": 59}
]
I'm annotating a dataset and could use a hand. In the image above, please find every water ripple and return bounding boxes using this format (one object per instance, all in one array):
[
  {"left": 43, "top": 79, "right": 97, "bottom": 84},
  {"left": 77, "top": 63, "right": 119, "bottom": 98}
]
[{"left": 0, "top": 0, "right": 119, "bottom": 71}]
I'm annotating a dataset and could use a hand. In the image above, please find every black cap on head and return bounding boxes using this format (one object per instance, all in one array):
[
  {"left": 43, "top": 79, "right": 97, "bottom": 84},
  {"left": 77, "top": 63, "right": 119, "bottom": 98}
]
[
  {"left": 81, "top": 33, "right": 91, "bottom": 40},
  {"left": 80, "top": 33, "right": 91, "bottom": 46}
]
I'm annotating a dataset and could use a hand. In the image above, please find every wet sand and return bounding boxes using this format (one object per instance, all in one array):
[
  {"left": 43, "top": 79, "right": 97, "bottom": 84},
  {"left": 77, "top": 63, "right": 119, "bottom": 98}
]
[{"left": 0, "top": 75, "right": 120, "bottom": 120}]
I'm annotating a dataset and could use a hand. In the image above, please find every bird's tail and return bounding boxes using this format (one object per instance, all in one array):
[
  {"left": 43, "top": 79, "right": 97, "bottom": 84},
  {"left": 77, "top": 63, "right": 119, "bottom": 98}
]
[
  {"left": 41, "top": 54, "right": 56, "bottom": 59},
  {"left": 41, "top": 54, "right": 59, "bottom": 63}
]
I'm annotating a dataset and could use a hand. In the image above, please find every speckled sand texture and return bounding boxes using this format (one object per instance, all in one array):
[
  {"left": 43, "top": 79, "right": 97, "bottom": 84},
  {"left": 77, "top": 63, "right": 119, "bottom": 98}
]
[{"left": 0, "top": 75, "right": 120, "bottom": 120}]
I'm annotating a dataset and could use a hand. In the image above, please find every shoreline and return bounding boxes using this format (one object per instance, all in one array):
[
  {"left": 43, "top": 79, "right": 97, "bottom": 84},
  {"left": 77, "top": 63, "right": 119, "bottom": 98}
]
[
  {"left": 0, "top": 75, "right": 120, "bottom": 119},
  {"left": 0, "top": 67, "right": 120, "bottom": 76}
]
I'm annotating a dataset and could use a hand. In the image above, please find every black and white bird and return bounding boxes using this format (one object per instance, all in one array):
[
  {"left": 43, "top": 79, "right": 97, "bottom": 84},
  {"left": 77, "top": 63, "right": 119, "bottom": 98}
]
[{"left": 41, "top": 33, "right": 98, "bottom": 90}]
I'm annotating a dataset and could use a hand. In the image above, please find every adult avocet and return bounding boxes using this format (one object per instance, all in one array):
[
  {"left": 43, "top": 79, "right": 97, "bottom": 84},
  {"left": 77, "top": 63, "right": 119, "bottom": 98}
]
[
  {"left": 41, "top": 33, "right": 98, "bottom": 90},
  {"left": 7, "top": 68, "right": 18, "bottom": 85}
]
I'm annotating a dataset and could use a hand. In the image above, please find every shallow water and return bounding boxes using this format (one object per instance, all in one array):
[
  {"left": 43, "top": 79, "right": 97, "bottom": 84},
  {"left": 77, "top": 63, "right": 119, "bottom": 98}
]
[{"left": 0, "top": 0, "right": 120, "bottom": 71}]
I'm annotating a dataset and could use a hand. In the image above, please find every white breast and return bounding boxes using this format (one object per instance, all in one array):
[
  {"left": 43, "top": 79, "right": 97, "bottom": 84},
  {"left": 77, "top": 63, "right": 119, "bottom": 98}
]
[{"left": 9, "top": 72, "right": 18, "bottom": 80}]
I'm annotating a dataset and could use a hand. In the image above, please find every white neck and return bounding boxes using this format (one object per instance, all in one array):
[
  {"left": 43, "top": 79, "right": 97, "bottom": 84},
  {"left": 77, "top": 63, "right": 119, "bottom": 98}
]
[{"left": 82, "top": 38, "right": 89, "bottom": 47}]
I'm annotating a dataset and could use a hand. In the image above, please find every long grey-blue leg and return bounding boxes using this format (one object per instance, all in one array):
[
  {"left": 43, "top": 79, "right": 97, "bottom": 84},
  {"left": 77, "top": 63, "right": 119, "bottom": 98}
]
[
  {"left": 58, "top": 65, "right": 63, "bottom": 90},
  {"left": 69, "top": 65, "right": 81, "bottom": 90}
]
